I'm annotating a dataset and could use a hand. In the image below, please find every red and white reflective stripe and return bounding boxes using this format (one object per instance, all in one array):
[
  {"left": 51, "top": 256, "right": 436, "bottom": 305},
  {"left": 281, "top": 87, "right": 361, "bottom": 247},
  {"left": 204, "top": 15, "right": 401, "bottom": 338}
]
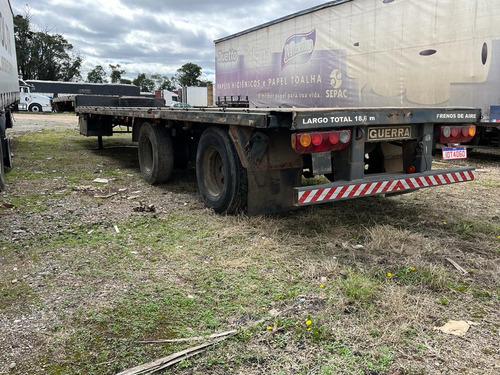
[{"left": 297, "top": 170, "right": 475, "bottom": 205}]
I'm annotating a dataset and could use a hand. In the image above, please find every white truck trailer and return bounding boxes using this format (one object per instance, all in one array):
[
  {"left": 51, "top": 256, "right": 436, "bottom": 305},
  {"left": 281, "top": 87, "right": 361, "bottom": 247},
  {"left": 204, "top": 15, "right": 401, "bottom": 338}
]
[
  {"left": 179, "top": 86, "right": 213, "bottom": 107},
  {"left": 216, "top": 0, "right": 500, "bottom": 147},
  {"left": 0, "top": 0, "right": 19, "bottom": 190},
  {"left": 73, "top": 0, "right": 483, "bottom": 215}
]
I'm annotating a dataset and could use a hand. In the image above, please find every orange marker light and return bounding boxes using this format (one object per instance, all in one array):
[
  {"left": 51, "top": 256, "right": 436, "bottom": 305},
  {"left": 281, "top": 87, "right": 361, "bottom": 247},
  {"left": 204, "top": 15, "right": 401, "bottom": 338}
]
[{"left": 300, "top": 134, "right": 312, "bottom": 147}]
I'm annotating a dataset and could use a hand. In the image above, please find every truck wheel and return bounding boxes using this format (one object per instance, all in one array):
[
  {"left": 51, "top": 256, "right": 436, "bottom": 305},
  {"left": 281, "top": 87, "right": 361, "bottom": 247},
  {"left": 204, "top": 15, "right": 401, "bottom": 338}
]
[
  {"left": 138, "top": 122, "right": 174, "bottom": 184},
  {"left": 0, "top": 139, "right": 5, "bottom": 192},
  {"left": 29, "top": 104, "right": 43, "bottom": 113},
  {"left": 196, "top": 127, "right": 247, "bottom": 214}
]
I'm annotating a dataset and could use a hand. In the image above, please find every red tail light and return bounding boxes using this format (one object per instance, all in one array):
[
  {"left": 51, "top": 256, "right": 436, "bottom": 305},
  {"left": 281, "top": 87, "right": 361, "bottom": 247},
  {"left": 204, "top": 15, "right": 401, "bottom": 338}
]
[
  {"left": 439, "top": 125, "right": 476, "bottom": 143},
  {"left": 292, "top": 130, "right": 351, "bottom": 154}
]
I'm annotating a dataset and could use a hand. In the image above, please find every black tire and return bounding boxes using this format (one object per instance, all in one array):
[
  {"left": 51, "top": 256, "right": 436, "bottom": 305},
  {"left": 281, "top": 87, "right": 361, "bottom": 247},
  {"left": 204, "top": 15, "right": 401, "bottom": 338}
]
[
  {"left": 196, "top": 127, "right": 247, "bottom": 214},
  {"left": 29, "top": 104, "right": 43, "bottom": 113},
  {"left": 0, "top": 139, "right": 5, "bottom": 192},
  {"left": 138, "top": 122, "right": 174, "bottom": 184}
]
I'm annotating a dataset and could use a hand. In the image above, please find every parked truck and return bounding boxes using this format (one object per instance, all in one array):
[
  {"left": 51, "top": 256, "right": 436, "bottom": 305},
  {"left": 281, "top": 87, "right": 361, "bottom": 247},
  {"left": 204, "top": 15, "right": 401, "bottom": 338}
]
[
  {"left": 154, "top": 90, "right": 179, "bottom": 106},
  {"left": 74, "top": 0, "right": 484, "bottom": 215},
  {"left": 18, "top": 80, "right": 52, "bottom": 113},
  {"left": 0, "top": 0, "right": 19, "bottom": 191}
]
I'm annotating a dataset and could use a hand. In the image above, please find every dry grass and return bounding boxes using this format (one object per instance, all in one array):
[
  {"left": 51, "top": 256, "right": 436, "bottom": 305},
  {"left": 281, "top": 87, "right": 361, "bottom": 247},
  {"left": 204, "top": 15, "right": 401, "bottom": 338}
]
[{"left": 0, "top": 114, "right": 499, "bottom": 375}]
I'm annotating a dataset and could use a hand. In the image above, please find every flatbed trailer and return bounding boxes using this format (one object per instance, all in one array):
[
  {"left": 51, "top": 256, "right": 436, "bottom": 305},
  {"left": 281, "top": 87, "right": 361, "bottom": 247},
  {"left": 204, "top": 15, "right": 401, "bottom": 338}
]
[{"left": 75, "top": 95, "right": 478, "bottom": 215}]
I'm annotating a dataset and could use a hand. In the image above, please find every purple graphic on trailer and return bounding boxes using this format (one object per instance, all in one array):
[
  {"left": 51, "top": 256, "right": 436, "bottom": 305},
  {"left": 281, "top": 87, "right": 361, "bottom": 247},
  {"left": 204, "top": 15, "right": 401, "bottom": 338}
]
[
  {"left": 281, "top": 30, "right": 316, "bottom": 69},
  {"left": 215, "top": 30, "right": 359, "bottom": 108}
]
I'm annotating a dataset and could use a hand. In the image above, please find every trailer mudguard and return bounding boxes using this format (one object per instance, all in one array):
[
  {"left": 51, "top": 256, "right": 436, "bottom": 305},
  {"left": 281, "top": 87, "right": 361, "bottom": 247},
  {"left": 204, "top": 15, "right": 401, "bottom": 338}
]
[{"left": 229, "top": 126, "right": 303, "bottom": 215}]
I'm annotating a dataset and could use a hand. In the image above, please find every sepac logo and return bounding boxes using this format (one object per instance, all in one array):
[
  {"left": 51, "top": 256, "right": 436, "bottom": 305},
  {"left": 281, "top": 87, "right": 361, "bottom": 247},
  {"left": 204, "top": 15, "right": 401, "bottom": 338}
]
[
  {"left": 326, "top": 68, "right": 348, "bottom": 99},
  {"left": 281, "top": 30, "right": 316, "bottom": 69},
  {"left": 330, "top": 69, "right": 343, "bottom": 89}
]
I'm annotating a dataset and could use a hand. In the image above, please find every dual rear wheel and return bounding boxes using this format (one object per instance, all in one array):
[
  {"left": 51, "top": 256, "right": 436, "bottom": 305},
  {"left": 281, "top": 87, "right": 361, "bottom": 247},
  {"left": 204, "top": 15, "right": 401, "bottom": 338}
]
[{"left": 137, "top": 123, "right": 247, "bottom": 214}]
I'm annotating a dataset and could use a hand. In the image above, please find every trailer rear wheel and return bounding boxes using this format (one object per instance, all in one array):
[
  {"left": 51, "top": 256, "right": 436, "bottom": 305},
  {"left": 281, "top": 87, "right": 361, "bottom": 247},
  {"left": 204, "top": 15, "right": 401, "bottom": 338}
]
[
  {"left": 138, "top": 122, "right": 173, "bottom": 184},
  {"left": 196, "top": 127, "right": 247, "bottom": 214}
]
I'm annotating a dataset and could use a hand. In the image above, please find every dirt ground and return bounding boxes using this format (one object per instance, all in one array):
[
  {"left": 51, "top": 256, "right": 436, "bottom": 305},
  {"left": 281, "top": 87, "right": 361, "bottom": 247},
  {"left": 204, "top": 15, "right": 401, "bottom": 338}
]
[
  {"left": 1, "top": 113, "right": 499, "bottom": 375},
  {"left": 10, "top": 112, "right": 78, "bottom": 133}
]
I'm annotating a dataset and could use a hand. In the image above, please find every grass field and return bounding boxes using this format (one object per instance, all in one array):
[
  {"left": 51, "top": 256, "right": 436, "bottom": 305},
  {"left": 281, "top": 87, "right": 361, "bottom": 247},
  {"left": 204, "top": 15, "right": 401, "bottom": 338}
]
[{"left": 1, "top": 114, "right": 499, "bottom": 374}]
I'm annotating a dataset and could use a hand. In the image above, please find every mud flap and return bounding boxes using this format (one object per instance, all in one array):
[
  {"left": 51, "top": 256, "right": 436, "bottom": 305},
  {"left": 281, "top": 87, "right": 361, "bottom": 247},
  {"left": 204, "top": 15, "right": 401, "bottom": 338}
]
[
  {"left": 229, "top": 126, "right": 303, "bottom": 215},
  {"left": 247, "top": 168, "right": 302, "bottom": 215}
]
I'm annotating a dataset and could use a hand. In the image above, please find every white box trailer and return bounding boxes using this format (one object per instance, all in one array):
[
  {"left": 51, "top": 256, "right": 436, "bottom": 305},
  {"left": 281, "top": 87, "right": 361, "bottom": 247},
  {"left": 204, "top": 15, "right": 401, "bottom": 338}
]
[
  {"left": 180, "top": 86, "right": 213, "bottom": 107},
  {"left": 0, "top": 0, "right": 20, "bottom": 190},
  {"left": 215, "top": 0, "right": 500, "bottom": 133}
]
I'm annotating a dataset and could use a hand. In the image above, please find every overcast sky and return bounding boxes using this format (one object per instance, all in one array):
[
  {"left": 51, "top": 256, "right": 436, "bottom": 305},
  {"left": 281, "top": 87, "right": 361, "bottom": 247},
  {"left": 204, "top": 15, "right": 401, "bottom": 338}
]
[{"left": 11, "top": 0, "right": 329, "bottom": 83}]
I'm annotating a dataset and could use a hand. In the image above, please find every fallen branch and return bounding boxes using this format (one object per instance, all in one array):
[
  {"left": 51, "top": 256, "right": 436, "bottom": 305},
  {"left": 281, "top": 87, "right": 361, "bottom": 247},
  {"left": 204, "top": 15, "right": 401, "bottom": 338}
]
[
  {"left": 116, "top": 337, "right": 228, "bottom": 375},
  {"left": 137, "top": 329, "right": 237, "bottom": 344},
  {"left": 445, "top": 258, "right": 468, "bottom": 275},
  {"left": 94, "top": 192, "right": 118, "bottom": 199}
]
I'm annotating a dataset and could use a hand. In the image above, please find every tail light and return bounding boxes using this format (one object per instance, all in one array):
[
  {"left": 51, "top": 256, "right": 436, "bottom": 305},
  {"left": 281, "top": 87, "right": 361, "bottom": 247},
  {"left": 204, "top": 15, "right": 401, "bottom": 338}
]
[
  {"left": 292, "top": 129, "right": 351, "bottom": 154},
  {"left": 439, "top": 125, "right": 476, "bottom": 143}
]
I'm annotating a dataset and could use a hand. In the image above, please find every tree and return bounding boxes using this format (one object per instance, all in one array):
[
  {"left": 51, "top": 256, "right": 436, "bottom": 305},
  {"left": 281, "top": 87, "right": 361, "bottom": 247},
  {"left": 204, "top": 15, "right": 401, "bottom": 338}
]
[
  {"left": 109, "top": 64, "right": 125, "bottom": 83},
  {"left": 14, "top": 12, "right": 82, "bottom": 81},
  {"left": 132, "top": 73, "right": 155, "bottom": 92},
  {"left": 87, "top": 65, "right": 107, "bottom": 83},
  {"left": 13, "top": 14, "right": 32, "bottom": 80},
  {"left": 150, "top": 73, "right": 176, "bottom": 91},
  {"left": 177, "top": 62, "right": 202, "bottom": 87}
]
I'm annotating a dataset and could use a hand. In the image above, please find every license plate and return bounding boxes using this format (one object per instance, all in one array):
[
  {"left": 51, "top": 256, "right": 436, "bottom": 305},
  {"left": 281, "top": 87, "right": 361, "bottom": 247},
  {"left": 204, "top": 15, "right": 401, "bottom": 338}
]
[
  {"left": 367, "top": 126, "right": 411, "bottom": 141},
  {"left": 442, "top": 146, "right": 467, "bottom": 160}
]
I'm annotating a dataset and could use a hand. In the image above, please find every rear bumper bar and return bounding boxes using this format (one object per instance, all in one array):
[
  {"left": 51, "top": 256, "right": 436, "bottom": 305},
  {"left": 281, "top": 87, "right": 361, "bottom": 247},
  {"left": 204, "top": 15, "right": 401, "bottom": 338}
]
[{"left": 295, "top": 167, "right": 475, "bottom": 206}]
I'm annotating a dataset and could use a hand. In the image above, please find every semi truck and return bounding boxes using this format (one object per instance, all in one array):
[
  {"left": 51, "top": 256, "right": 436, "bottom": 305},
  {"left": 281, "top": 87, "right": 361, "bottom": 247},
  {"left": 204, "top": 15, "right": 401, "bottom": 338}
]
[
  {"left": 73, "top": 0, "right": 484, "bottom": 215},
  {"left": 0, "top": 0, "right": 19, "bottom": 191},
  {"left": 18, "top": 80, "right": 52, "bottom": 113}
]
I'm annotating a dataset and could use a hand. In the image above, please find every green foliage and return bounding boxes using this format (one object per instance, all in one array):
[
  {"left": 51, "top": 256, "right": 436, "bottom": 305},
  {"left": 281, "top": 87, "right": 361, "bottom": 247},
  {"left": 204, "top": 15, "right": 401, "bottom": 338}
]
[
  {"left": 109, "top": 64, "right": 125, "bottom": 83},
  {"left": 177, "top": 62, "right": 202, "bottom": 86},
  {"left": 340, "top": 272, "right": 376, "bottom": 304},
  {"left": 132, "top": 73, "right": 155, "bottom": 92},
  {"left": 87, "top": 65, "right": 107, "bottom": 83},
  {"left": 14, "top": 12, "right": 82, "bottom": 81},
  {"left": 150, "top": 73, "right": 177, "bottom": 91}
]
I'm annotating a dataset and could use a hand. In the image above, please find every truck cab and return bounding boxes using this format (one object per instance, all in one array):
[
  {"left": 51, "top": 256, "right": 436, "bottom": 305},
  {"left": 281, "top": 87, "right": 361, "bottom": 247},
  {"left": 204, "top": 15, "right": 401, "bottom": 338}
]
[{"left": 18, "top": 82, "right": 52, "bottom": 113}]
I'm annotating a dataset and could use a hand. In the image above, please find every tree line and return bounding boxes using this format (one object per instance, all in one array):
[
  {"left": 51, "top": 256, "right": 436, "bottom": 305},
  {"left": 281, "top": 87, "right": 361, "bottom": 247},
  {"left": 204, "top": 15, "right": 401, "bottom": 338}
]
[
  {"left": 14, "top": 11, "right": 210, "bottom": 92},
  {"left": 86, "top": 62, "right": 208, "bottom": 92}
]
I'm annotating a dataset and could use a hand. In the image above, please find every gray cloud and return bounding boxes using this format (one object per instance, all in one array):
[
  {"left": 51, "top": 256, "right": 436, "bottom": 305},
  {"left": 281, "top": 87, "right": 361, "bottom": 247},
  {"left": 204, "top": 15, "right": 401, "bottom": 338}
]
[{"left": 11, "top": 0, "right": 327, "bottom": 82}]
